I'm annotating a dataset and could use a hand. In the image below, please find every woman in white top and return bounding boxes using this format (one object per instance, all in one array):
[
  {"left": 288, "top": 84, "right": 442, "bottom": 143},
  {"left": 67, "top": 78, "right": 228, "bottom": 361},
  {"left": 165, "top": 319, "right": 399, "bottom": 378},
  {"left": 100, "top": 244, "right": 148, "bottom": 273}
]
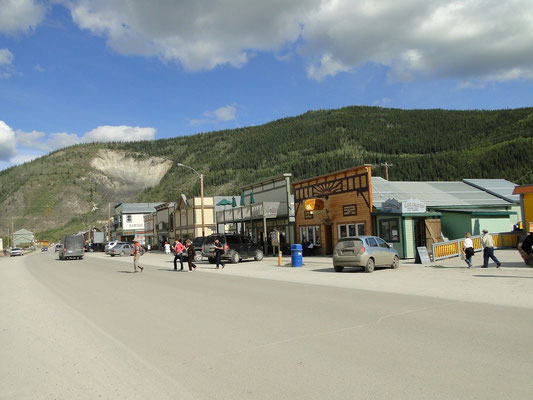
[
  {"left": 164, "top": 241, "right": 171, "bottom": 255},
  {"left": 462, "top": 232, "right": 474, "bottom": 268}
]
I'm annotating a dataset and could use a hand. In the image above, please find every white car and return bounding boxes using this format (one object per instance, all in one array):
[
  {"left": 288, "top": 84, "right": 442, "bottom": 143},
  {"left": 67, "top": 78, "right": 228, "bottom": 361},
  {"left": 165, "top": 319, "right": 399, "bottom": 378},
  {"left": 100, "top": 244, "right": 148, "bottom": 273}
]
[
  {"left": 10, "top": 247, "right": 23, "bottom": 257},
  {"left": 105, "top": 240, "right": 126, "bottom": 252}
]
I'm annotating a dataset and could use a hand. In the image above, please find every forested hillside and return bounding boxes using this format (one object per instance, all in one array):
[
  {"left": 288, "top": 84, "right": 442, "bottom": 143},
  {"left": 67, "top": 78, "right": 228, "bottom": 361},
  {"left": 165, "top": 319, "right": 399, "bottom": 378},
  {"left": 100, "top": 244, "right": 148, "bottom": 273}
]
[
  {"left": 113, "top": 106, "right": 533, "bottom": 202},
  {"left": 1, "top": 106, "right": 532, "bottom": 240}
]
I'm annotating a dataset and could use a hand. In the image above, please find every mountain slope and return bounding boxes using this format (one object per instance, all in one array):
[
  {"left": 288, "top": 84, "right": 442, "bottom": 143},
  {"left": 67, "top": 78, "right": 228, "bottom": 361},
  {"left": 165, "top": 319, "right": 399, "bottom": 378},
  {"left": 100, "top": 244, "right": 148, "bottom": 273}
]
[{"left": 1, "top": 106, "right": 532, "bottom": 241}]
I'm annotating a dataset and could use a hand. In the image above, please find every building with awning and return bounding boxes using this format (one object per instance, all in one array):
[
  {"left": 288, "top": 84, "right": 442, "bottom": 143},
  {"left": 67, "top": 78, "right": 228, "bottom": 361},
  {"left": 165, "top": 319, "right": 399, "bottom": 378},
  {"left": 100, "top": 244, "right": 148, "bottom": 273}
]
[
  {"left": 372, "top": 177, "right": 518, "bottom": 258},
  {"left": 215, "top": 174, "right": 295, "bottom": 255}
]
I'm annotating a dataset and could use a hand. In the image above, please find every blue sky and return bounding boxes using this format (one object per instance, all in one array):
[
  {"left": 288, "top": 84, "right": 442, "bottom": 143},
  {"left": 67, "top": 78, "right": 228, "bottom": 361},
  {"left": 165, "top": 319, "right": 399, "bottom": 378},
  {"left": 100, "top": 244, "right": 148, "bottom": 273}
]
[{"left": 1, "top": 0, "right": 533, "bottom": 170}]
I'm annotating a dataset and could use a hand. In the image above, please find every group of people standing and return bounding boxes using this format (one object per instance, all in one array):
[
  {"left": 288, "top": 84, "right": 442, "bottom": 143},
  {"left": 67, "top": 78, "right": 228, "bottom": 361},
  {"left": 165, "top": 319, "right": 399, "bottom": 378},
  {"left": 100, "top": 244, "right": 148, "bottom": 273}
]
[{"left": 462, "top": 229, "right": 501, "bottom": 268}]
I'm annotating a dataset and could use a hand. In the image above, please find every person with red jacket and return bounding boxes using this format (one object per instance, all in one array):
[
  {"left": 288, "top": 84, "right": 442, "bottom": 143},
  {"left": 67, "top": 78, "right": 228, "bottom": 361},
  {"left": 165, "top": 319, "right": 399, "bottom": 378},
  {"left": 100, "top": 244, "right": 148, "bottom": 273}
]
[{"left": 173, "top": 239, "right": 186, "bottom": 271}]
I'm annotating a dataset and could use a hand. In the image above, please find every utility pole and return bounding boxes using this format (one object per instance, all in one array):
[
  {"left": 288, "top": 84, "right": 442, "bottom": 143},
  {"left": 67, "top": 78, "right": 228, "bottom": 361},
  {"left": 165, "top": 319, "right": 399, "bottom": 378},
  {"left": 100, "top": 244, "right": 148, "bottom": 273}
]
[
  {"left": 108, "top": 203, "right": 111, "bottom": 241},
  {"left": 381, "top": 162, "right": 394, "bottom": 181}
]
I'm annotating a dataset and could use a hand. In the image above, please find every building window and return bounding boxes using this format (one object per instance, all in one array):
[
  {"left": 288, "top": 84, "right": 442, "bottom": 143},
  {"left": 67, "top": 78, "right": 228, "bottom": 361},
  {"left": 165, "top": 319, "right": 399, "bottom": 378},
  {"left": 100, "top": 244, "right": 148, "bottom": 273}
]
[
  {"left": 379, "top": 218, "right": 400, "bottom": 242},
  {"left": 300, "top": 226, "right": 321, "bottom": 246},
  {"left": 338, "top": 223, "right": 365, "bottom": 238},
  {"left": 126, "top": 215, "right": 132, "bottom": 223}
]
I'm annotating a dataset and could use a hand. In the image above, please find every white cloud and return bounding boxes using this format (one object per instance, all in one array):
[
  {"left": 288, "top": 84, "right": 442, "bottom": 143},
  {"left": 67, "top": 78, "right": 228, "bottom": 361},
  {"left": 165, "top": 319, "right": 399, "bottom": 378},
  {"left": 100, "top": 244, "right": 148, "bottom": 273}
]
[
  {"left": 0, "top": 0, "right": 46, "bottom": 34},
  {"left": 0, "top": 120, "right": 17, "bottom": 161},
  {"left": 81, "top": 125, "right": 156, "bottom": 142},
  {"left": 55, "top": 0, "right": 533, "bottom": 83},
  {"left": 189, "top": 105, "right": 237, "bottom": 126},
  {"left": 62, "top": 0, "right": 318, "bottom": 71},
  {"left": 301, "top": 0, "right": 533, "bottom": 82},
  {"left": 0, "top": 48, "right": 14, "bottom": 79}
]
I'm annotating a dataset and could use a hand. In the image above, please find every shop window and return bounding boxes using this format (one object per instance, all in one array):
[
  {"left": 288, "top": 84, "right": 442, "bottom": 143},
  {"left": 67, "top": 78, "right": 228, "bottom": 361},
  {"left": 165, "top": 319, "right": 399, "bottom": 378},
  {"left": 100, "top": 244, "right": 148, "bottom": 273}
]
[
  {"left": 379, "top": 218, "right": 400, "bottom": 242},
  {"left": 338, "top": 223, "right": 365, "bottom": 238},
  {"left": 300, "top": 226, "right": 321, "bottom": 246}
]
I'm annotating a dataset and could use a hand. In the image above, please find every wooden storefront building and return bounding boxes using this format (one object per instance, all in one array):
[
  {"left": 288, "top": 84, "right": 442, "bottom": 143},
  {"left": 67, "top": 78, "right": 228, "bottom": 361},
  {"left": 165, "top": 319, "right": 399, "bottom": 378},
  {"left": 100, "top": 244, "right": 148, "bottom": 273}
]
[{"left": 292, "top": 165, "right": 373, "bottom": 255}]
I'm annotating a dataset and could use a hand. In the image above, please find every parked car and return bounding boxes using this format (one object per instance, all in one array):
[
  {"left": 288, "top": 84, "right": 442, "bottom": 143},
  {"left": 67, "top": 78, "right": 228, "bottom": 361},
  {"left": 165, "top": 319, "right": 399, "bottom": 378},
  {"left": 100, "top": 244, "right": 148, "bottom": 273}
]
[
  {"left": 107, "top": 243, "right": 133, "bottom": 257},
  {"left": 332, "top": 235, "right": 399, "bottom": 273},
  {"left": 10, "top": 247, "right": 23, "bottom": 257},
  {"left": 105, "top": 240, "right": 126, "bottom": 252},
  {"left": 202, "top": 233, "right": 264, "bottom": 264},
  {"left": 59, "top": 234, "right": 85, "bottom": 260},
  {"left": 41, "top": 246, "right": 48, "bottom": 252},
  {"left": 192, "top": 236, "right": 205, "bottom": 261},
  {"left": 88, "top": 243, "right": 106, "bottom": 252}
]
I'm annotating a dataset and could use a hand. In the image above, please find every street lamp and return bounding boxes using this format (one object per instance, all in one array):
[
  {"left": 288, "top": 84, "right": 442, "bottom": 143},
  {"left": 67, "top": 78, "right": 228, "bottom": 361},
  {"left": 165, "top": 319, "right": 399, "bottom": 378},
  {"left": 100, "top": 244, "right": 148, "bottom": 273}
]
[{"left": 177, "top": 163, "right": 205, "bottom": 236}]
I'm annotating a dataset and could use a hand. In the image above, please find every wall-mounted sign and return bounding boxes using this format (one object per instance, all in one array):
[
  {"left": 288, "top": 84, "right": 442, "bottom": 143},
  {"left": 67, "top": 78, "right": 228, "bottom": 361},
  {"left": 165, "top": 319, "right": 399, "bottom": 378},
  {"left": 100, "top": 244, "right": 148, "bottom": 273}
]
[
  {"left": 122, "top": 231, "right": 134, "bottom": 235},
  {"left": 304, "top": 199, "right": 324, "bottom": 211},
  {"left": 402, "top": 198, "right": 426, "bottom": 213},
  {"left": 382, "top": 198, "right": 426, "bottom": 214},
  {"left": 343, "top": 204, "right": 358, "bottom": 216}
]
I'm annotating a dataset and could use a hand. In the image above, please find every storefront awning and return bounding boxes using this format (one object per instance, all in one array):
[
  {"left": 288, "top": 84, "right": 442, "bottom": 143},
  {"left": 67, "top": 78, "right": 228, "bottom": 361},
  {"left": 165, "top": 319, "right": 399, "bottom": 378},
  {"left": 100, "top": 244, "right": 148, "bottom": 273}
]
[{"left": 216, "top": 202, "right": 282, "bottom": 224}]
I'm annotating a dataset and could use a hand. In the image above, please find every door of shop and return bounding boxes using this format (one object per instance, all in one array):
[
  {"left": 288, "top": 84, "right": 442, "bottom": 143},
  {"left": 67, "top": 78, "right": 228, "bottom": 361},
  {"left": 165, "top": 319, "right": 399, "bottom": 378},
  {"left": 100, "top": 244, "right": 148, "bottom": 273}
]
[
  {"left": 414, "top": 219, "right": 426, "bottom": 248},
  {"left": 425, "top": 219, "right": 442, "bottom": 252}
]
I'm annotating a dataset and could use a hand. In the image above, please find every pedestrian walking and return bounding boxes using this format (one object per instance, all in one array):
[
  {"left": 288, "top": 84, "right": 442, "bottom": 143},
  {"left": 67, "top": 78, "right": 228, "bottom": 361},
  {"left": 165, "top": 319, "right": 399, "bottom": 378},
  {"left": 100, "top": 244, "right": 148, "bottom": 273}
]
[
  {"left": 213, "top": 238, "right": 225, "bottom": 269},
  {"left": 481, "top": 229, "right": 501, "bottom": 268},
  {"left": 185, "top": 239, "right": 197, "bottom": 271},
  {"left": 132, "top": 239, "right": 143, "bottom": 273},
  {"left": 164, "top": 241, "right": 171, "bottom": 255},
  {"left": 173, "top": 239, "right": 186, "bottom": 271},
  {"left": 462, "top": 232, "right": 474, "bottom": 268}
]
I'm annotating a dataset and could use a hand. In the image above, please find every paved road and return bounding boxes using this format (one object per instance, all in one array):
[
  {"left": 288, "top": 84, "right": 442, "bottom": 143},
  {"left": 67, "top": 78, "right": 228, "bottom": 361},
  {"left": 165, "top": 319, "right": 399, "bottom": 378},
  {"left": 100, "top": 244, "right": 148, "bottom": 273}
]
[{"left": 1, "top": 251, "right": 532, "bottom": 399}]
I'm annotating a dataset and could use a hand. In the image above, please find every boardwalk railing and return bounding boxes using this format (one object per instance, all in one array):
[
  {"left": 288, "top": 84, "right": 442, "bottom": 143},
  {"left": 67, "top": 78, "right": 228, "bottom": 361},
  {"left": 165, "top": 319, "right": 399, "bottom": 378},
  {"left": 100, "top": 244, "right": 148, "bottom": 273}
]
[{"left": 432, "top": 232, "right": 520, "bottom": 262}]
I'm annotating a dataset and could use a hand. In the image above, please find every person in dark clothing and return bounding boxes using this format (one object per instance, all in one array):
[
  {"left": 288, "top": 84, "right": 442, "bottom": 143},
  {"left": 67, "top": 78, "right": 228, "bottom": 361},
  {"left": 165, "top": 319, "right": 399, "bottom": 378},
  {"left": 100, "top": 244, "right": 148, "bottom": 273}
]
[
  {"left": 213, "top": 238, "right": 225, "bottom": 269},
  {"left": 185, "top": 239, "right": 196, "bottom": 271},
  {"left": 522, "top": 233, "right": 533, "bottom": 255}
]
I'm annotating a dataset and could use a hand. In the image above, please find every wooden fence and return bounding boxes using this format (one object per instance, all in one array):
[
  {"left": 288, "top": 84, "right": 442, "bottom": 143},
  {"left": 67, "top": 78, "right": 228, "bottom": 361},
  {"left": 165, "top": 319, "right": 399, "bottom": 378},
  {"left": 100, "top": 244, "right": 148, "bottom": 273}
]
[{"left": 432, "top": 232, "right": 520, "bottom": 261}]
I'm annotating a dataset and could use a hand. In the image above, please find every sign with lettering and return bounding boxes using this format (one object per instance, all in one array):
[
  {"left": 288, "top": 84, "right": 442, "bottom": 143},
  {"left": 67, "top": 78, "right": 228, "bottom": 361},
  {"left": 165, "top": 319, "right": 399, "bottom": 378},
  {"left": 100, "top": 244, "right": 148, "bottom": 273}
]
[
  {"left": 416, "top": 246, "right": 431, "bottom": 264},
  {"left": 382, "top": 198, "right": 426, "bottom": 214},
  {"left": 402, "top": 198, "right": 426, "bottom": 213},
  {"left": 382, "top": 198, "right": 402, "bottom": 213},
  {"left": 343, "top": 204, "right": 358, "bottom": 216}
]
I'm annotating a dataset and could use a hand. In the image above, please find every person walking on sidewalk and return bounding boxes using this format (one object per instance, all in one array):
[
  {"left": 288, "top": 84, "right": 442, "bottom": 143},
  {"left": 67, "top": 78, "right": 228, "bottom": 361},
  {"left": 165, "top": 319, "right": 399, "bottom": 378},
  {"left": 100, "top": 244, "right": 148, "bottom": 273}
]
[
  {"left": 481, "top": 229, "right": 501, "bottom": 268},
  {"left": 185, "top": 239, "right": 197, "bottom": 271},
  {"left": 213, "top": 238, "right": 225, "bottom": 269},
  {"left": 462, "top": 232, "right": 474, "bottom": 268},
  {"left": 173, "top": 239, "right": 186, "bottom": 271},
  {"left": 132, "top": 239, "right": 143, "bottom": 273}
]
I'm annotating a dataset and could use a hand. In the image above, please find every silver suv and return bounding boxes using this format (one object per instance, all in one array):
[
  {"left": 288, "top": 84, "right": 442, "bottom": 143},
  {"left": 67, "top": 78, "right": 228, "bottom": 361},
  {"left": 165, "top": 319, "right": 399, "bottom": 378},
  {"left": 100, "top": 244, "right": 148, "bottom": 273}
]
[{"left": 333, "top": 236, "right": 399, "bottom": 273}]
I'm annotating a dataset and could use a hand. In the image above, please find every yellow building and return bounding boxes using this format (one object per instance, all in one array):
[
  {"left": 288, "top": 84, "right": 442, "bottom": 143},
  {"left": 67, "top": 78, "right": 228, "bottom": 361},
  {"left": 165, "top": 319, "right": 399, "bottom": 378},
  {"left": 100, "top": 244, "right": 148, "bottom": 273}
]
[{"left": 513, "top": 184, "right": 533, "bottom": 233}]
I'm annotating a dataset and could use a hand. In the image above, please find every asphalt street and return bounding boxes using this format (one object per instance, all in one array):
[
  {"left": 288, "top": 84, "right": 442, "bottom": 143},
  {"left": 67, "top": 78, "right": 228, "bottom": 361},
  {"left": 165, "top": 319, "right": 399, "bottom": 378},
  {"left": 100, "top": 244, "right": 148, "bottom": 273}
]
[{"left": 1, "top": 251, "right": 532, "bottom": 399}]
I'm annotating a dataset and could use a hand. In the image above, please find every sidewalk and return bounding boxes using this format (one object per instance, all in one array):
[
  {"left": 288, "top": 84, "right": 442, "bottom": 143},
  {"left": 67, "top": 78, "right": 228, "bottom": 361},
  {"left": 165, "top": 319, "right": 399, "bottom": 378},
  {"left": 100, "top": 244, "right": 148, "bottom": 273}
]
[{"left": 90, "top": 249, "right": 533, "bottom": 309}]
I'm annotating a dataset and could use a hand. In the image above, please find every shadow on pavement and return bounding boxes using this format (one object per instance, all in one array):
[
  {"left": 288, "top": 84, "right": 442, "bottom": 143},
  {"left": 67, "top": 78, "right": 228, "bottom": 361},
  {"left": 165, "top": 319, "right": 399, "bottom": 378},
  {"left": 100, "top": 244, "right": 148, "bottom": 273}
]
[
  {"left": 311, "top": 267, "right": 389, "bottom": 273},
  {"left": 116, "top": 270, "right": 138, "bottom": 274},
  {"left": 473, "top": 274, "right": 533, "bottom": 279}
]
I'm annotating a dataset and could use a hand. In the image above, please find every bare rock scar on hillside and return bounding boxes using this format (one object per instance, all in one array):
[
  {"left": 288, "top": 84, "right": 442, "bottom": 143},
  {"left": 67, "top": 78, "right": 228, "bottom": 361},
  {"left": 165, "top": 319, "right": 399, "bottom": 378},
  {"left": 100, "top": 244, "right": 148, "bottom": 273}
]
[{"left": 90, "top": 150, "right": 172, "bottom": 192}]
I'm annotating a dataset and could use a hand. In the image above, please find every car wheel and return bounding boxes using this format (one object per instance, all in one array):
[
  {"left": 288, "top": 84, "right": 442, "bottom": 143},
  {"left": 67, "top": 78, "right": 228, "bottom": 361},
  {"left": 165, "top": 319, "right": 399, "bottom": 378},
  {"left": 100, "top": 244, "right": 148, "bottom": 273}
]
[
  {"left": 194, "top": 250, "right": 202, "bottom": 261},
  {"left": 121, "top": 251, "right": 125, "bottom": 256},
  {"left": 254, "top": 250, "right": 264, "bottom": 261},
  {"left": 391, "top": 256, "right": 399, "bottom": 269},
  {"left": 230, "top": 251, "right": 240, "bottom": 264},
  {"left": 110, "top": 254, "right": 115, "bottom": 257},
  {"left": 364, "top": 258, "right": 375, "bottom": 273},
  {"left": 208, "top": 257, "right": 215, "bottom": 264},
  {"left": 334, "top": 265, "right": 344, "bottom": 272}
]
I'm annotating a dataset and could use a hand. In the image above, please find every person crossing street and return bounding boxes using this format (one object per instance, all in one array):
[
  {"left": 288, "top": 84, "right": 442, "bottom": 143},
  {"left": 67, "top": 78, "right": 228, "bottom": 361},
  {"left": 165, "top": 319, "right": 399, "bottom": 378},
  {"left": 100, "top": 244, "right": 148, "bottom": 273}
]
[
  {"left": 173, "top": 239, "right": 186, "bottom": 271},
  {"left": 481, "top": 229, "right": 501, "bottom": 268}
]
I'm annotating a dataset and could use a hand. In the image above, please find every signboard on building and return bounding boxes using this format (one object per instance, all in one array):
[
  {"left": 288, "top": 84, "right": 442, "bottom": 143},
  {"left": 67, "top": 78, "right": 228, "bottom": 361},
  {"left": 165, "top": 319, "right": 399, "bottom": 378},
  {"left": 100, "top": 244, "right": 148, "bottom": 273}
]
[
  {"left": 382, "top": 198, "right": 426, "bottom": 214},
  {"left": 343, "top": 204, "right": 358, "bottom": 216}
]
